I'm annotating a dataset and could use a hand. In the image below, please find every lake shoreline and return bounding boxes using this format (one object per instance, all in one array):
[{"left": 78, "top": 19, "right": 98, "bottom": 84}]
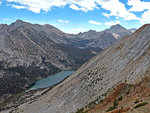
[{"left": 29, "top": 70, "right": 75, "bottom": 90}]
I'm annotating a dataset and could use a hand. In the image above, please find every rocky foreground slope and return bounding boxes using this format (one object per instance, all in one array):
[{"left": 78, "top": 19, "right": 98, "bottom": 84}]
[
  {"left": 5, "top": 24, "right": 149, "bottom": 113},
  {"left": 88, "top": 74, "right": 150, "bottom": 113}
]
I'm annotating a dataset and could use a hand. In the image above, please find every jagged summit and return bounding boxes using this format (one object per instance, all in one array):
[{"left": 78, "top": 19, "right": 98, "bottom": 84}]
[
  {"left": 9, "top": 19, "right": 30, "bottom": 28},
  {"left": 15, "top": 19, "right": 24, "bottom": 23},
  {"left": 87, "top": 29, "right": 97, "bottom": 33},
  {"left": 110, "top": 24, "right": 124, "bottom": 29},
  {"left": 12, "top": 19, "right": 27, "bottom": 24},
  {"left": 108, "top": 24, "right": 128, "bottom": 31}
]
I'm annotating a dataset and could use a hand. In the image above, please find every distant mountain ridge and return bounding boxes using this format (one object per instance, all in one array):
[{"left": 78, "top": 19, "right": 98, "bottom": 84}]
[
  {"left": 70, "top": 24, "right": 132, "bottom": 49},
  {"left": 0, "top": 20, "right": 132, "bottom": 49}
]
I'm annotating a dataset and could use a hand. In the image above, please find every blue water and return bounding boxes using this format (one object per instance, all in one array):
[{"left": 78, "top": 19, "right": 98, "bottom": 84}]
[{"left": 29, "top": 71, "right": 74, "bottom": 90}]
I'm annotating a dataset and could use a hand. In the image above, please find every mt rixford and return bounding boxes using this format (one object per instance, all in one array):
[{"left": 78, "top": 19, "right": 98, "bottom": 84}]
[{"left": 7, "top": 24, "right": 150, "bottom": 113}]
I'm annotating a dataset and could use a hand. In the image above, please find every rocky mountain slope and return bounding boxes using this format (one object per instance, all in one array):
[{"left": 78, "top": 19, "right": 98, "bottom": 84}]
[{"left": 6, "top": 24, "right": 150, "bottom": 113}]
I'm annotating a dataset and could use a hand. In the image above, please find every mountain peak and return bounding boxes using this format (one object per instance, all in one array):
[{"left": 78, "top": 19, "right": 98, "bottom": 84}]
[
  {"left": 15, "top": 19, "right": 24, "bottom": 23},
  {"left": 110, "top": 24, "right": 124, "bottom": 29},
  {"left": 104, "top": 24, "right": 132, "bottom": 39},
  {"left": 88, "top": 30, "right": 96, "bottom": 32},
  {"left": 13, "top": 19, "right": 26, "bottom": 25},
  {"left": 10, "top": 19, "right": 29, "bottom": 27}
]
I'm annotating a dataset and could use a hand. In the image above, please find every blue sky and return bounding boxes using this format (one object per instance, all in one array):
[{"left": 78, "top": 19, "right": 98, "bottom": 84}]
[{"left": 0, "top": 0, "right": 150, "bottom": 34}]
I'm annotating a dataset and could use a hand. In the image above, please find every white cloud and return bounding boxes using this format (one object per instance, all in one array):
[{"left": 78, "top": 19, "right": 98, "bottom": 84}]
[
  {"left": 128, "top": 0, "right": 150, "bottom": 12},
  {"left": 69, "top": 4, "right": 87, "bottom": 12},
  {"left": 58, "top": 20, "right": 69, "bottom": 23},
  {"left": 116, "top": 17, "right": 119, "bottom": 19},
  {"left": 97, "top": 0, "right": 139, "bottom": 20},
  {"left": 102, "top": 13, "right": 110, "bottom": 18},
  {"left": 6, "top": 0, "right": 68, "bottom": 13},
  {"left": 140, "top": 10, "right": 150, "bottom": 24},
  {"left": 89, "top": 20, "right": 102, "bottom": 25},
  {"left": 3, "top": 18, "right": 9, "bottom": 21},
  {"left": 70, "top": 0, "right": 97, "bottom": 11},
  {"left": 0, "top": 2, "right": 2, "bottom": 5},
  {"left": 4, "top": 0, "right": 148, "bottom": 23},
  {"left": 4, "top": 0, "right": 139, "bottom": 21},
  {"left": 11, "top": 4, "right": 26, "bottom": 9},
  {"left": 127, "top": 0, "right": 150, "bottom": 24},
  {"left": 6, "top": 0, "right": 98, "bottom": 13},
  {"left": 105, "top": 20, "right": 120, "bottom": 26}
]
